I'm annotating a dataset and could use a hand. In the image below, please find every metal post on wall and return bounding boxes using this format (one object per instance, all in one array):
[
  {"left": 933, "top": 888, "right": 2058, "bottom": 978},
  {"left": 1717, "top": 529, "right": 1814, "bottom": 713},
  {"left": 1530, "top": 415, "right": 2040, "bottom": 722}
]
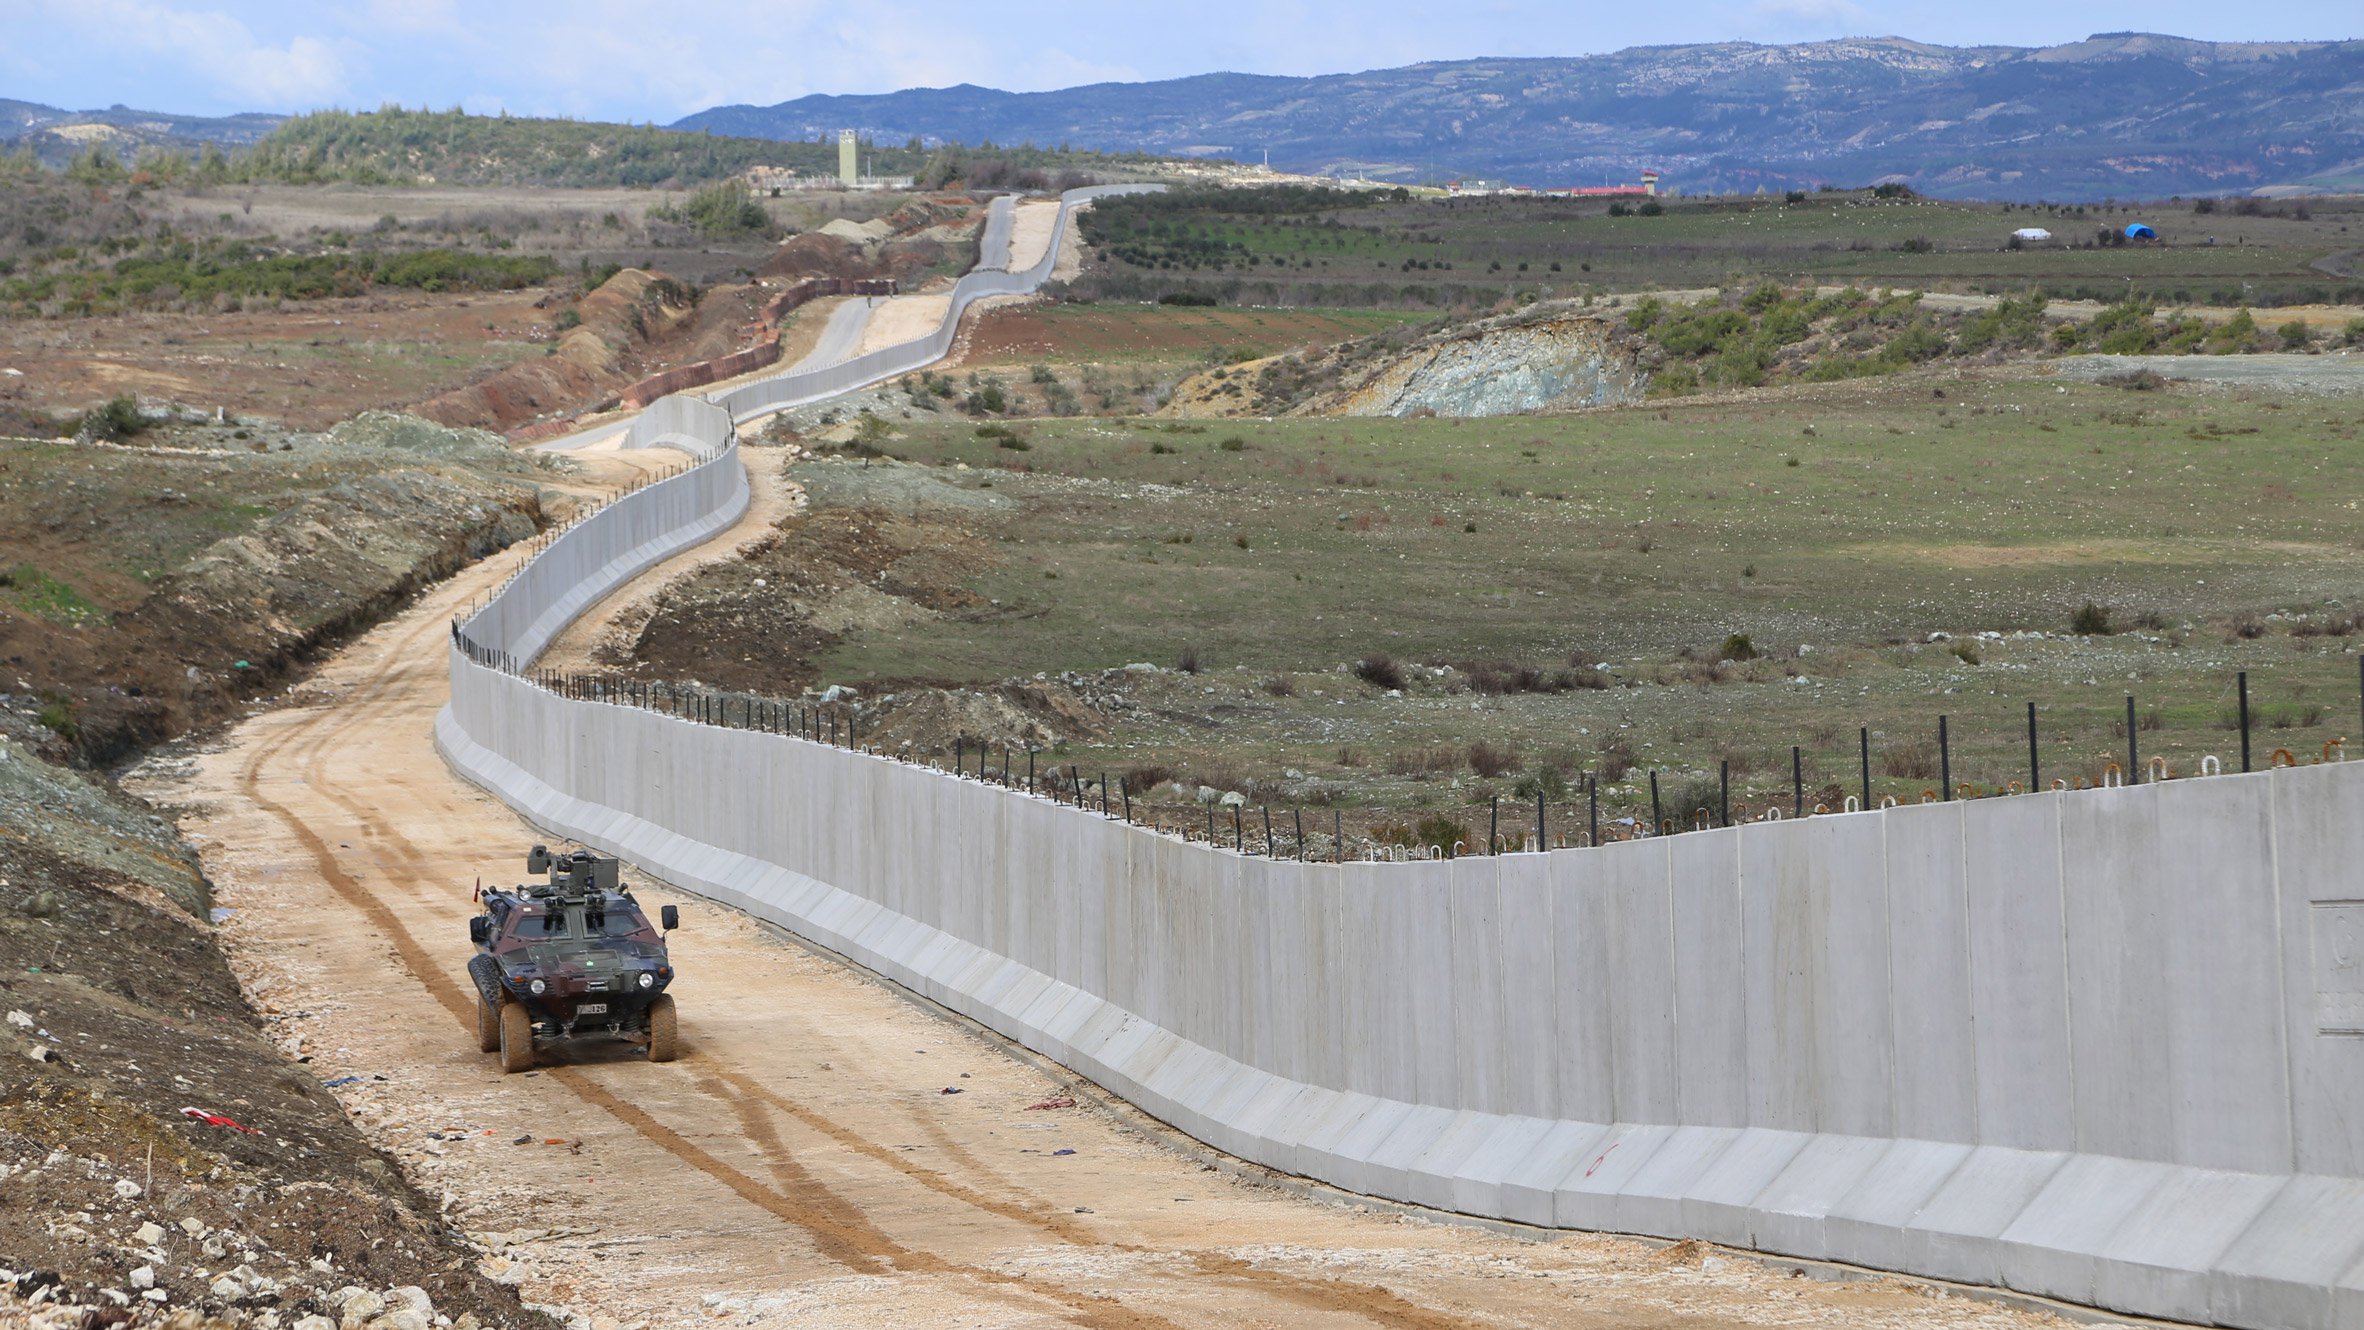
[
  {"left": 1489, "top": 796, "right": 1499, "bottom": 854},
  {"left": 1791, "top": 746, "right": 1803, "bottom": 818},
  {"left": 1232, "top": 807, "right": 1242, "bottom": 853},
  {"left": 1296, "top": 807, "right": 1306, "bottom": 860},
  {"left": 1719, "top": 760, "right": 1731, "bottom": 826},
  {"left": 1859, "top": 726, "right": 1872, "bottom": 810},
  {"left": 1262, "top": 806, "right": 1273, "bottom": 855},
  {"left": 2126, "top": 695, "right": 2140, "bottom": 783},
  {"left": 2239, "top": 671, "right": 2252, "bottom": 772},
  {"left": 1027, "top": 747, "right": 1035, "bottom": 794},
  {"left": 1333, "top": 809, "right": 1343, "bottom": 863},
  {"left": 2028, "top": 702, "right": 2041, "bottom": 790},
  {"left": 1588, "top": 773, "right": 1599, "bottom": 847},
  {"left": 1939, "top": 715, "right": 1951, "bottom": 801},
  {"left": 1649, "top": 771, "right": 1663, "bottom": 836},
  {"left": 1535, "top": 790, "right": 1545, "bottom": 852}
]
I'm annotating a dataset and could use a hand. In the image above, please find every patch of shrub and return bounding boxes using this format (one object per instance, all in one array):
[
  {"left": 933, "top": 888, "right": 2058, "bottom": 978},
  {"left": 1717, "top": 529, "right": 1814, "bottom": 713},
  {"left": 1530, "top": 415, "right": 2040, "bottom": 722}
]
[
  {"left": 1383, "top": 747, "right": 1461, "bottom": 778},
  {"left": 2070, "top": 601, "right": 2114, "bottom": 635},
  {"left": 1879, "top": 739, "right": 1941, "bottom": 781},
  {"left": 1719, "top": 633, "right": 1758, "bottom": 662},
  {"left": 1122, "top": 763, "right": 1175, "bottom": 794},
  {"left": 1461, "top": 661, "right": 1543, "bottom": 695},
  {"left": 1260, "top": 673, "right": 1295, "bottom": 697},
  {"left": 77, "top": 394, "right": 146, "bottom": 441},
  {"left": 648, "top": 180, "right": 772, "bottom": 238},
  {"left": 1467, "top": 739, "right": 1521, "bottom": 779},
  {"left": 1176, "top": 645, "right": 1201, "bottom": 674},
  {"left": 1352, "top": 654, "right": 1406, "bottom": 690},
  {"left": 1511, "top": 766, "right": 1571, "bottom": 802},
  {"left": 1217, "top": 435, "right": 1246, "bottom": 452}
]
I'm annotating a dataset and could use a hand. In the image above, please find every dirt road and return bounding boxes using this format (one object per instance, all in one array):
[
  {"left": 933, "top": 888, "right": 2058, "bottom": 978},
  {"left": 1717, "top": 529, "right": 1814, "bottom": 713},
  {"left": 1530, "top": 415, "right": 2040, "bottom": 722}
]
[
  {"left": 136, "top": 452, "right": 2071, "bottom": 1330},
  {"left": 1005, "top": 200, "right": 1064, "bottom": 274}
]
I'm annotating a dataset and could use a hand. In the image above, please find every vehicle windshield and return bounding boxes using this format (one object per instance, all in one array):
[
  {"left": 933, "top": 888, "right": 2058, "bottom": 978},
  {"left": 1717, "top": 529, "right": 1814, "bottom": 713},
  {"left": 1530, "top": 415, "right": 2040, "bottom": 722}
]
[
  {"left": 502, "top": 904, "right": 573, "bottom": 940},
  {"left": 591, "top": 907, "right": 658, "bottom": 942}
]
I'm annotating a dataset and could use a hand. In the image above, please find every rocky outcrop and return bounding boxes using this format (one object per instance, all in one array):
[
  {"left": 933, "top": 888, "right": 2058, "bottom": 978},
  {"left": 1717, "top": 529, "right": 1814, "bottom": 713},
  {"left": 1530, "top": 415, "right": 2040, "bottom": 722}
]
[
  {"left": 1320, "top": 307, "right": 1651, "bottom": 417},
  {"left": 1165, "top": 299, "right": 1653, "bottom": 419}
]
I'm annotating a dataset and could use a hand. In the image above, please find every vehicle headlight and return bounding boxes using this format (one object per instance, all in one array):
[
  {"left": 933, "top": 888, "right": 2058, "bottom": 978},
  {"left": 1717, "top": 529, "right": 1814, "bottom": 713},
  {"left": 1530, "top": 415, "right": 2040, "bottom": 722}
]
[
  {"left": 638, "top": 972, "right": 655, "bottom": 990},
  {"left": 528, "top": 978, "right": 546, "bottom": 996}
]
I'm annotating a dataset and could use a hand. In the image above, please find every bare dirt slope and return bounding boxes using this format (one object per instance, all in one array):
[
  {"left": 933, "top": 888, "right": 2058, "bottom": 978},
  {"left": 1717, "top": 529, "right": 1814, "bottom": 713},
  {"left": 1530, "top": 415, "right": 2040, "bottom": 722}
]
[{"left": 131, "top": 456, "right": 2077, "bottom": 1329}]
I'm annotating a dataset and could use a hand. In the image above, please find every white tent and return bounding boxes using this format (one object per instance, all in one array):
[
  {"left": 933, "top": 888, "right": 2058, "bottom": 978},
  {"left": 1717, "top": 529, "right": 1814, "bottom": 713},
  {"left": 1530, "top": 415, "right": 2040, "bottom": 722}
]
[{"left": 2012, "top": 227, "right": 2053, "bottom": 242}]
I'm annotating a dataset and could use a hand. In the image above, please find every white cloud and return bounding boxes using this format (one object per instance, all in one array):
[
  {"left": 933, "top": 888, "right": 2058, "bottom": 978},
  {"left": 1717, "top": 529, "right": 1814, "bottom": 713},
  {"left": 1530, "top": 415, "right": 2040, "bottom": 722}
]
[{"left": 24, "top": 0, "right": 351, "bottom": 109}]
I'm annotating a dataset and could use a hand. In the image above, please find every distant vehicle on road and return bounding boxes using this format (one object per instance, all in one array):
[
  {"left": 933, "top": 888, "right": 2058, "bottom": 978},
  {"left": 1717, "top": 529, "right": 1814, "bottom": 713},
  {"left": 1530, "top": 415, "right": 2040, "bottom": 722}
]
[{"left": 467, "top": 845, "right": 680, "bottom": 1072}]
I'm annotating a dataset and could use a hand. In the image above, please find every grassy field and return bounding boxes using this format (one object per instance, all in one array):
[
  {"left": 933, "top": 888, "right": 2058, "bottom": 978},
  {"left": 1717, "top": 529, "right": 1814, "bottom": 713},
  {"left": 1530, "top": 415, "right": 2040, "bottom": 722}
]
[
  {"left": 1071, "top": 187, "right": 2364, "bottom": 310},
  {"left": 749, "top": 366, "right": 2363, "bottom": 841}
]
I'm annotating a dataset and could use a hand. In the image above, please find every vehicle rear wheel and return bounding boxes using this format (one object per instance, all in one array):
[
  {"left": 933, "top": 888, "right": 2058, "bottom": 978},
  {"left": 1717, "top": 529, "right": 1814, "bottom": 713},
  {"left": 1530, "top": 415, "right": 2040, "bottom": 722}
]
[
  {"left": 646, "top": 994, "right": 678, "bottom": 1064},
  {"left": 498, "top": 999, "right": 534, "bottom": 1073},
  {"left": 475, "top": 993, "right": 501, "bottom": 1053}
]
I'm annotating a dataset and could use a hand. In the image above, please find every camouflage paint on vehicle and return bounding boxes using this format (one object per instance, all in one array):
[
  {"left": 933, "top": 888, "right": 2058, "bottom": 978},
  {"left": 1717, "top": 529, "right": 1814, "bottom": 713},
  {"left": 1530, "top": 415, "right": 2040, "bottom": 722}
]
[{"left": 467, "top": 845, "right": 679, "bottom": 1068}]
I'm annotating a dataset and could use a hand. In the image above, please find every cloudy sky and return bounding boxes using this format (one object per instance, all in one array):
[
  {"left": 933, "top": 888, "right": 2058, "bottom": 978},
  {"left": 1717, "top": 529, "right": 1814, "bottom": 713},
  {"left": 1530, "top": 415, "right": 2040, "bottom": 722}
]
[{"left": 6, "top": 0, "right": 2356, "bottom": 122}]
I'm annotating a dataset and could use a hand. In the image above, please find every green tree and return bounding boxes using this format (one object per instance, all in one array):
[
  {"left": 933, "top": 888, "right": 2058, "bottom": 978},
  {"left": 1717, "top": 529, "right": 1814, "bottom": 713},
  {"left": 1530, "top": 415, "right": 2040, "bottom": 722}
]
[{"left": 65, "top": 141, "right": 125, "bottom": 185}]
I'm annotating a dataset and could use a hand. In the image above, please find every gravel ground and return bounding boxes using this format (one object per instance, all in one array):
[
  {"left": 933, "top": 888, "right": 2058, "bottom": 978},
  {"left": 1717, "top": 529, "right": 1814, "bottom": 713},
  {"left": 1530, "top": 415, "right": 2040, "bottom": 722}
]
[{"left": 2049, "top": 351, "right": 2364, "bottom": 393}]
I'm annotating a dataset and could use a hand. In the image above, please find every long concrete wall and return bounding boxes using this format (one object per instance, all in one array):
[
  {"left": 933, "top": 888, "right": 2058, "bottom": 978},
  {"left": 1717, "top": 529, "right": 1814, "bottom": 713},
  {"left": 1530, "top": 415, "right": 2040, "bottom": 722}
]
[
  {"left": 440, "top": 189, "right": 2364, "bottom": 1330},
  {"left": 712, "top": 185, "right": 1152, "bottom": 418}
]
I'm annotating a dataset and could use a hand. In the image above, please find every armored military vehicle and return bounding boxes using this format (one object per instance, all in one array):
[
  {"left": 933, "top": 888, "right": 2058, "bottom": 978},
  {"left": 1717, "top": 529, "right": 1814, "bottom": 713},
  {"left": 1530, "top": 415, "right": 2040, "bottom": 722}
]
[{"left": 467, "top": 846, "right": 680, "bottom": 1072}]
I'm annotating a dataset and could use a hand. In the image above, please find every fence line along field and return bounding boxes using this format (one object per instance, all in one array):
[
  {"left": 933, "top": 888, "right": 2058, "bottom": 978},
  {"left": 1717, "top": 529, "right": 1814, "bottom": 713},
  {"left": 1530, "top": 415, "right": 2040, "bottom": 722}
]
[{"left": 596, "top": 365, "right": 2363, "bottom": 851}]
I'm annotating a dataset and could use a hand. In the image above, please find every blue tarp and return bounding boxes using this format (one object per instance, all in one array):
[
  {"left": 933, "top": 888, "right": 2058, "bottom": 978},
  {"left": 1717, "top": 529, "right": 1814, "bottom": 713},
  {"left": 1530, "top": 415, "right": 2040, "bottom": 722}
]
[{"left": 2125, "top": 223, "right": 2158, "bottom": 239}]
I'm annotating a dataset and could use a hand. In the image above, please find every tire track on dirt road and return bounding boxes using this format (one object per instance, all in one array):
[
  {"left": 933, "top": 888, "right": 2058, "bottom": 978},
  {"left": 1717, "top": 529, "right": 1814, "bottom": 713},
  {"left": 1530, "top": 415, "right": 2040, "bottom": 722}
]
[{"left": 220, "top": 460, "right": 1224, "bottom": 1329}]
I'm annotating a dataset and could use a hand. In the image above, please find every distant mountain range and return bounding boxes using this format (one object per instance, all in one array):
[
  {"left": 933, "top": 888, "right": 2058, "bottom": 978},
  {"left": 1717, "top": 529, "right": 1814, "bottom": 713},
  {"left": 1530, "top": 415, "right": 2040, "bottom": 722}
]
[
  {"left": 677, "top": 33, "right": 2364, "bottom": 200},
  {"left": 1, "top": 98, "right": 283, "bottom": 167}
]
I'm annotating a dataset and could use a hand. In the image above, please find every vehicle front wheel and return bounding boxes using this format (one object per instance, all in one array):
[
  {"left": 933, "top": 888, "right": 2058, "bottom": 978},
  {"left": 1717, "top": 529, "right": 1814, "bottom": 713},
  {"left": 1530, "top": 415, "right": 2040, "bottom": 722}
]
[
  {"left": 646, "top": 994, "right": 678, "bottom": 1064},
  {"left": 498, "top": 999, "right": 534, "bottom": 1074},
  {"left": 475, "top": 993, "right": 501, "bottom": 1053}
]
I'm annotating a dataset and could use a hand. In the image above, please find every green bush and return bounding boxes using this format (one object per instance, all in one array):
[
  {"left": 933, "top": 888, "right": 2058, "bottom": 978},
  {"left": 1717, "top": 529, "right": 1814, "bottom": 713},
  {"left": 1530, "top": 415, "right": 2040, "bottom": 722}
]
[
  {"left": 2071, "top": 601, "right": 2114, "bottom": 635},
  {"left": 649, "top": 181, "right": 771, "bottom": 239},
  {"left": 2206, "top": 308, "right": 2259, "bottom": 354},
  {"left": 36, "top": 698, "right": 76, "bottom": 741},
  {"left": 2279, "top": 320, "right": 2312, "bottom": 350},
  {"left": 79, "top": 394, "right": 146, "bottom": 441},
  {"left": 1720, "top": 633, "right": 1758, "bottom": 662}
]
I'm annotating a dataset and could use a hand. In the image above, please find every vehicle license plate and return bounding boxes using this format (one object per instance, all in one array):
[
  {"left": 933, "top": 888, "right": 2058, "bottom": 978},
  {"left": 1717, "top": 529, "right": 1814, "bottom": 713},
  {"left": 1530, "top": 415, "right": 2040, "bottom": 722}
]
[{"left": 577, "top": 1003, "right": 608, "bottom": 1015}]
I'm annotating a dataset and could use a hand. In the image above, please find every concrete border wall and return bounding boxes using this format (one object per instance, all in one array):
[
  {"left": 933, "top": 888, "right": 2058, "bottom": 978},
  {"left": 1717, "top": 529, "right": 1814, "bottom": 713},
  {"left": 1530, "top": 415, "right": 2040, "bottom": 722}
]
[
  {"left": 439, "top": 188, "right": 2364, "bottom": 1330},
  {"left": 712, "top": 186, "right": 1154, "bottom": 417}
]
